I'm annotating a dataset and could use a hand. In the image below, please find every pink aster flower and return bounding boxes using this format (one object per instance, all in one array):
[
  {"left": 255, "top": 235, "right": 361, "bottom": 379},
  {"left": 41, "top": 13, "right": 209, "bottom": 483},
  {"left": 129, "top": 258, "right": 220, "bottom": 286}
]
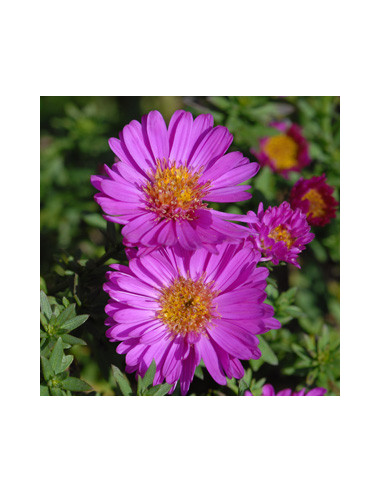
[
  {"left": 104, "top": 242, "right": 281, "bottom": 395},
  {"left": 290, "top": 174, "right": 339, "bottom": 227},
  {"left": 247, "top": 201, "right": 314, "bottom": 268},
  {"left": 91, "top": 110, "right": 259, "bottom": 253},
  {"left": 251, "top": 122, "right": 310, "bottom": 177},
  {"left": 261, "top": 384, "right": 327, "bottom": 396}
]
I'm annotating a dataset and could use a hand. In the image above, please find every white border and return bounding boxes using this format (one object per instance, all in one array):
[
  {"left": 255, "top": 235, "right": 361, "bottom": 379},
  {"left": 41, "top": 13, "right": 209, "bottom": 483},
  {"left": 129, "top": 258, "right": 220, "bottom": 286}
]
[{"left": 2, "top": 1, "right": 380, "bottom": 490}]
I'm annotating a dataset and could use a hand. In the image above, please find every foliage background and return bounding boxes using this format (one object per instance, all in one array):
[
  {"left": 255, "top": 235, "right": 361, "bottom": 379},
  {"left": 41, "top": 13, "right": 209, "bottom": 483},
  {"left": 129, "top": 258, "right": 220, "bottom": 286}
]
[{"left": 40, "top": 96, "right": 339, "bottom": 396}]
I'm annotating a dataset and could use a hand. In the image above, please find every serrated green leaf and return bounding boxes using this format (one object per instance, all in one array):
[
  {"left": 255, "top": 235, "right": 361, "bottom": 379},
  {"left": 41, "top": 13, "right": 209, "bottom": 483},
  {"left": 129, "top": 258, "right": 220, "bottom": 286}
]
[
  {"left": 141, "top": 360, "right": 156, "bottom": 393},
  {"left": 144, "top": 383, "right": 172, "bottom": 396},
  {"left": 41, "top": 356, "right": 54, "bottom": 381},
  {"left": 111, "top": 364, "right": 132, "bottom": 396},
  {"left": 40, "top": 385, "right": 49, "bottom": 396},
  {"left": 61, "top": 314, "right": 89, "bottom": 332},
  {"left": 40, "top": 290, "right": 52, "bottom": 319},
  {"left": 257, "top": 335, "right": 278, "bottom": 366},
  {"left": 50, "top": 337, "right": 64, "bottom": 374},
  {"left": 61, "top": 334, "right": 87, "bottom": 346},
  {"left": 61, "top": 377, "right": 92, "bottom": 392},
  {"left": 55, "top": 304, "right": 76, "bottom": 327}
]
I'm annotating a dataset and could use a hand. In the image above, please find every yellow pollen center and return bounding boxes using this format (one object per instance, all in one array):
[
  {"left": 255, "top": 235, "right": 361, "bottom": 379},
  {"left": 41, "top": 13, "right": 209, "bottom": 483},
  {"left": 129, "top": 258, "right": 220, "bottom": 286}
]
[
  {"left": 157, "top": 275, "right": 219, "bottom": 336},
  {"left": 269, "top": 225, "right": 294, "bottom": 249},
  {"left": 302, "top": 188, "right": 326, "bottom": 218},
  {"left": 264, "top": 134, "right": 299, "bottom": 170},
  {"left": 143, "top": 159, "right": 211, "bottom": 221}
]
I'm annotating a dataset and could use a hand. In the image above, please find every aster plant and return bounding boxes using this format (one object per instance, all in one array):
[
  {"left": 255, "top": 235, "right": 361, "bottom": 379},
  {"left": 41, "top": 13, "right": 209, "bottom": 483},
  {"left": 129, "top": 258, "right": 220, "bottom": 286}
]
[
  {"left": 290, "top": 173, "right": 338, "bottom": 226},
  {"left": 246, "top": 201, "right": 314, "bottom": 268},
  {"left": 251, "top": 122, "right": 310, "bottom": 177},
  {"left": 41, "top": 97, "right": 340, "bottom": 397},
  {"left": 91, "top": 110, "right": 259, "bottom": 253},
  {"left": 104, "top": 243, "right": 280, "bottom": 395}
]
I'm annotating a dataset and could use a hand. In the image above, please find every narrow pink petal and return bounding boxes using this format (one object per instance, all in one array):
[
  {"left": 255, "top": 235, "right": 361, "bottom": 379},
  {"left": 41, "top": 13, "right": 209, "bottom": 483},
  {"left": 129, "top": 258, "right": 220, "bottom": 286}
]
[
  {"left": 168, "top": 110, "right": 194, "bottom": 164},
  {"left": 211, "top": 162, "right": 259, "bottom": 187},
  {"left": 113, "top": 307, "right": 155, "bottom": 323},
  {"left": 146, "top": 110, "right": 169, "bottom": 160},
  {"left": 188, "top": 114, "right": 214, "bottom": 152},
  {"left": 108, "top": 137, "right": 130, "bottom": 163},
  {"left": 201, "top": 152, "right": 249, "bottom": 182},
  {"left": 198, "top": 336, "right": 226, "bottom": 385},
  {"left": 206, "top": 186, "right": 252, "bottom": 202},
  {"left": 189, "top": 126, "right": 233, "bottom": 171},
  {"left": 208, "top": 320, "right": 255, "bottom": 359},
  {"left": 122, "top": 120, "right": 156, "bottom": 171}
]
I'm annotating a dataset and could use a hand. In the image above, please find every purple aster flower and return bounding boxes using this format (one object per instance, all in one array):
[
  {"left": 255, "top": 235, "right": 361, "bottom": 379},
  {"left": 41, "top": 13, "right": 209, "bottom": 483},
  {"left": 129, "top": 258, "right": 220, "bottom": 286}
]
[
  {"left": 91, "top": 110, "right": 259, "bottom": 253},
  {"left": 290, "top": 174, "right": 339, "bottom": 227},
  {"left": 247, "top": 201, "right": 314, "bottom": 268},
  {"left": 261, "top": 384, "right": 327, "bottom": 396},
  {"left": 104, "top": 242, "right": 280, "bottom": 395},
  {"left": 251, "top": 122, "right": 310, "bottom": 177}
]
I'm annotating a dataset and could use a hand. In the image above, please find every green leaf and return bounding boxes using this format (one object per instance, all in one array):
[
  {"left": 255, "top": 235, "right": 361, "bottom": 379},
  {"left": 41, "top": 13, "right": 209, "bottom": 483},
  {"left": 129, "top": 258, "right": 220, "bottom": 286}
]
[
  {"left": 194, "top": 365, "right": 204, "bottom": 380},
  {"left": 83, "top": 213, "right": 107, "bottom": 229},
  {"left": 40, "top": 312, "right": 48, "bottom": 330},
  {"left": 141, "top": 360, "right": 156, "bottom": 393},
  {"left": 250, "top": 358, "right": 264, "bottom": 372},
  {"left": 40, "top": 385, "right": 49, "bottom": 396},
  {"left": 226, "top": 378, "right": 238, "bottom": 395},
  {"left": 137, "top": 375, "right": 143, "bottom": 396},
  {"left": 277, "top": 287, "right": 298, "bottom": 305},
  {"left": 111, "top": 364, "right": 132, "bottom": 396},
  {"left": 40, "top": 290, "right": 52, "bottom": 320},
  {"left": 266, "top": 284, "right": 279, "bottom": 300},
  {"left": 61, "top": 377, "right": 92, "bottom": 392},
  {"left": 41, "top": 356, "right": 54, "bottom": 381},
  {"left": 50, "top": 388, "right": 66, "bottom": 396},
  {"left": 282, "top": 305, "right": 303, "bottom": 318},
  {"left": 59, "top": 354, "right": 74, "bottom": 373},
  {"left": 55, "top": 304, "right": 76, "bottom": 327},
  {"left": 144, "top": 383, "right": 172, "bottom": 396},
  {"left": 50, "top": 337, "right": 64, "bottom": 374},
  {"left": 292, "top": 343, "right": 311, "bottom": 363},
  {"left": 238, "top": 377, "right": 250, "bottom": 395},
  {"left": 257, "top": 335, "right": 278, "bottom": 366},
  {"left": 60, "top": 314, "right": 89, "bottom": 332},
  {"left": 61, "top": 334, "right": 87, "bottom": 346},
  {"left": 208, "top": 96, "right": 231, "bottom": 110}
]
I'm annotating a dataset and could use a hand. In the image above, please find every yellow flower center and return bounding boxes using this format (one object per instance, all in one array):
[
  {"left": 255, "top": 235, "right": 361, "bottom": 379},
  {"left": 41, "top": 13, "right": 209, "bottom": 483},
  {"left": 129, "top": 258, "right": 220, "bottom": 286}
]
[
  {"left": 302, "top": 188, "right": 326, "bottom": 218},
  {"left": 264, "top": 134, "right": 299, "bottom": 170},
  {"left": 143, "top": 159, "right": 211, "bottom": 220},
  {"left": 268, "top": 225, "right": 294, "bottom": 249},
  {"left": 157, "top": 275, "right": 219, "bottom": 336}
]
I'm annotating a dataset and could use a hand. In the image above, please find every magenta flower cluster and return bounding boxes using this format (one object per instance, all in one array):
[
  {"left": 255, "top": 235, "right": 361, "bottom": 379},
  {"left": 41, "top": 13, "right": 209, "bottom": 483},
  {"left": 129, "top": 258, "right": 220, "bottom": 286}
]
[{"left": 91, "top": 109, "right": 324, "bottom": 395}]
